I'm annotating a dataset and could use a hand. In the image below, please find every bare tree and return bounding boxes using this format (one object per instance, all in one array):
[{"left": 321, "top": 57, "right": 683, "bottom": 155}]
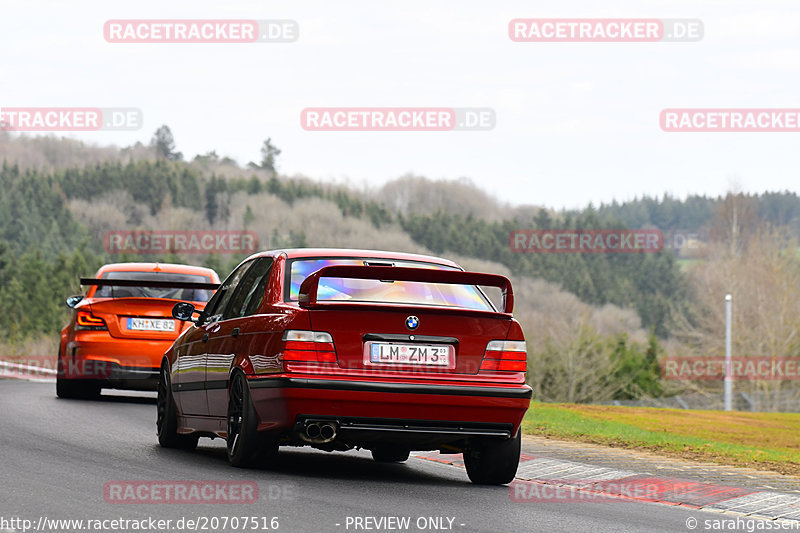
[{"left": 673, "top": 215, "right": 800, "bottom": 410}]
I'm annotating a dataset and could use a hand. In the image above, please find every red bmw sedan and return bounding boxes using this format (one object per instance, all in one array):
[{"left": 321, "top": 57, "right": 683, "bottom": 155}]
[{"left": 158, "top": 249, "right": 531, "bottom": 484}]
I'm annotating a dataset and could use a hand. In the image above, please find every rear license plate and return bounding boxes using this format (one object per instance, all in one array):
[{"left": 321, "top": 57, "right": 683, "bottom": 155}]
[
  {"left": 366, "top": 342, "right": 452, "bottom": 367},
  {"left": 127, "top": 317, "right": 175, "bottom": 332}
]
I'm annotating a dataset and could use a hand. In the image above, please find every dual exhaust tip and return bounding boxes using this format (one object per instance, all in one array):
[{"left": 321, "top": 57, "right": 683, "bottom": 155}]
[{"left": 301, "top": 421, "right": 338, "bottom": 443}]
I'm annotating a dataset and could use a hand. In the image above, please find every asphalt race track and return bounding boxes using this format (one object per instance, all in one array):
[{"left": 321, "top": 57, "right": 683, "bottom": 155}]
[{"left": 0, "top": 381, "right": 764, "bottom": 533}]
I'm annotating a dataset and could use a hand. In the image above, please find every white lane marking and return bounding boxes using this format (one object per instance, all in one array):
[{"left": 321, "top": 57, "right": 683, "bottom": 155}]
[
  {"left": 708, "top": 492, "right": 788, "bottom": 510},
  {"left": 516, "top": 456, "right": 637, "bottom": 483},
  {"left": 720, "top": 492, "right": 800, "bottom": 514},
  {"left": 416, "top": 450, "right": 800, "bottom": 522}
]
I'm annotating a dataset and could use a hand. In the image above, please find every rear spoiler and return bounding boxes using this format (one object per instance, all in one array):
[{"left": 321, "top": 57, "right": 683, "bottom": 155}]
[
  {"left": 298, "top": 266, "right": 514, "bottom": 313},
  {"left": 80, "top": 278, "right": 220, "bottom": 290}
]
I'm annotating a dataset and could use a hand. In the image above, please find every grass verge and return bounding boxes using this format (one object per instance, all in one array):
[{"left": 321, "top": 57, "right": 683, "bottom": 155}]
[{"left": 522, "top": 402, "right": 800, "bottom": 476}]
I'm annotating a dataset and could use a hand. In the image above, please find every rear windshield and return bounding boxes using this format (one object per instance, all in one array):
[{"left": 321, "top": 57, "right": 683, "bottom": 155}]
[
  {"left": 286, "top": 258, "right": 493, "bottom": 311},
  {"left": 93, "top": 271, "right": 214, "bottom": 302}
]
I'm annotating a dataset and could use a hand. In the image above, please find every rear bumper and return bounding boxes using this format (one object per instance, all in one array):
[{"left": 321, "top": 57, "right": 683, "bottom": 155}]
[
  {"left": 106, "top": 364, "right": 159, "bottom": 390},
  {"left": 249, "top": 377, "right": 532, "bottom": 398},
  {"left": 59, "top": 361, "right": 159, "bottom": 390},
  {"left": 247, "top": 376, "right": 531, "bottom": 448},
  {"left": 63, "top": 334, "right": 171, "bottom": 374},
  {"left": 297, "top": 416, "right": 514, "bottom": 444},
  {"left": 60, "top": 334, "right": 164, "bottom": 390}
]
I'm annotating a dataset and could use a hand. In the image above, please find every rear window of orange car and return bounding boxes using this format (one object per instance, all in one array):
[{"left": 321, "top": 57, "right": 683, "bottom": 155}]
[
  {"left": 93, "top": 271, "right": 214, "bottom": 302},
  {"left": 286, "top": 258, "right": 494, "bottom": 311}
]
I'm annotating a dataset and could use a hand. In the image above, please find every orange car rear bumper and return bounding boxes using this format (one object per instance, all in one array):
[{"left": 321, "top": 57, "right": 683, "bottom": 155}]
[{"left": 61, "top": 331, "right": 171, "bottom": 388}]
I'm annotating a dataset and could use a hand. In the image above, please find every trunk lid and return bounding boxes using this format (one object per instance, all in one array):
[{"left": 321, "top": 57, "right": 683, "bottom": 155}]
[
  {"left": 86, "top": 298, "right": 196, "bottom": 340},
  {"left": 307, "top": 305, "right": 512, "bottom": 374},
  {"left": 297, "top": 265, "right": 515, "bottom": 375}
]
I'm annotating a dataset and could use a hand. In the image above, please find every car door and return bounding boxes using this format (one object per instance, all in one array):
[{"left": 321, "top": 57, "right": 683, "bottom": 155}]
[
  {"left": 176, "top": 261, "right": 253, "bottom": 416},
  {"left": 206, "top": 257, "right": 274, "bottom": 418},
  {"left": 171, "top": 322, "right": 210, "bottom": 416}
]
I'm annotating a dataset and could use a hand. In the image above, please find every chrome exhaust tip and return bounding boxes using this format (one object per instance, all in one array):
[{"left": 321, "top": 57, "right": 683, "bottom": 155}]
[
  {"left": 299, "top": 420, "right": 338, "bottom": 444},
  {"left": 305, "top": 422, "right": 321, "bottom": 439},
  {"left": 319, "top": 423, "right": 336, "bottom": 441}
]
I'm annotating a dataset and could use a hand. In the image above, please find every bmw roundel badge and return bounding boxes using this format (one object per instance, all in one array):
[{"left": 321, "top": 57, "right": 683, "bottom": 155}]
[{"left": 405, "top": 315, "right": 420, "bottom": 330}]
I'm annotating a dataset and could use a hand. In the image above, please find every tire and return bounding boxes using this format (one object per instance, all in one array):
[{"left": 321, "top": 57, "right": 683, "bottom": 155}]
[
  {"left": 156, "top": 364, "right": 198, "bottom": 450},
  {"left": 227, "top": 372, "right": 277, "bottom": 468},
  {"left": 56, "top": 377, "right": 80, "bottom": 399},
  {"left": 79, "top": 380, "right": 101, "bottom": 399},
  {"left": 371, "top": 446, "right": 410, "bottom": 463},
  {"left": 464, "top": 430, "right": 521, "bottom": 485},
  {"left": 56, "top": 357, "right": 101, "bottom": 400}
]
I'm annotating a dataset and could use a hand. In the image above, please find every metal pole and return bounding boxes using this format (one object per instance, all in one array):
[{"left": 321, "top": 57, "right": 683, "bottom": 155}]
[{"left": 724, "top": 294, "right": 733, "bottom": 411}]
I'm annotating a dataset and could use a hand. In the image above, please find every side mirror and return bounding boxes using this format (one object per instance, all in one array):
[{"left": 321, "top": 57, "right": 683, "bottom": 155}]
[
  {"left": 65, "top": 295, "right": 83, "bottom": 308},
  {"left": 172, "top": 302, "right": 197, "bottom": 323}
]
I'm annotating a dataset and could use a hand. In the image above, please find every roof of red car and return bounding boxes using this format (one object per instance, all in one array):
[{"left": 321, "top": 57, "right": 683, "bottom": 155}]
[{"left": 251, "top": 248, "right": 461, "bottom": 268}]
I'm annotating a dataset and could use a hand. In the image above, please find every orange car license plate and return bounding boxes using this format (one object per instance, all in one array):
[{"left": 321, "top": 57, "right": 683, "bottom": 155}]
[{"left": 127, "top": 317, "right": 175, "bottom": 332}]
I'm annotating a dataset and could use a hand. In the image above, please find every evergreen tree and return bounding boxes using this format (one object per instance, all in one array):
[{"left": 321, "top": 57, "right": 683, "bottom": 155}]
[{"left": 151, "top": 125, "right": 182, "bottom": 161}]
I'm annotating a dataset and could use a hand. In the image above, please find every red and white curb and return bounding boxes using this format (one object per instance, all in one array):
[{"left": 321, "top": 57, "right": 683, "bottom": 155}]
[
  {"left": 413, "top": 452, "right": 800, "bottom": 522},
  {"left": 0, "top": 360, "right": 56, "bottom": 383}
]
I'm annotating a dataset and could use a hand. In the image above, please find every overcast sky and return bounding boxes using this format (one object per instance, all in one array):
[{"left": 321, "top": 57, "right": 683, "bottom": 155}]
[{"left": 2, "top": 0, "right": 798, "bottom": 209}]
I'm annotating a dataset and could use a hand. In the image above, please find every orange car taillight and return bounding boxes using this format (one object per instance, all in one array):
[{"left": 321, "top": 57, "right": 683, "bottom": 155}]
[
  {"left": 480, "top": 340, "right": 527, "bottom": 372},
  {"left": 280, "top": 330, "right": 337, "bottom": 364},
  {"left": 75, "top": 311, "right": 108, "bottom": 331}
]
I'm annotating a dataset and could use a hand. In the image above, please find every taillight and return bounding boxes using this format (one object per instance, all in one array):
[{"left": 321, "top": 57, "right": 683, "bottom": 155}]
[
  {"left": 480, "top": 340, "right": 527, "bottom": 372},
  {"left": 280, "top": 330, "right": 337, "bottom": 365},
  {"left": 76, "top": 311, "right": 108, "bottom": 331}
]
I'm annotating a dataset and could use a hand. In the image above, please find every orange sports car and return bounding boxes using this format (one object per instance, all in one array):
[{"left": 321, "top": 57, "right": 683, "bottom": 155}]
[{"left": 58, "top": 262, "right": 220, "bottom": 399}]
